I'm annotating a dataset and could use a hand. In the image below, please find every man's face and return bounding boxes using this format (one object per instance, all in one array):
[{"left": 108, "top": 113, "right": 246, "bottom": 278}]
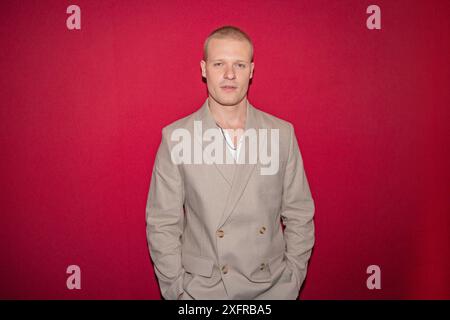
[{"left": 201, "top": 38, "right": 254, "bottom": 107}]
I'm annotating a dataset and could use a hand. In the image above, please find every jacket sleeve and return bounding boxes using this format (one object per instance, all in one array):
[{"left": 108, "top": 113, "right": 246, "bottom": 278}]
[
  {"left": 145, "top": 127, "right": 186, "bottom": 300},
  {"left": 281, "top": 123, "right": 315, "bottom": 291}
]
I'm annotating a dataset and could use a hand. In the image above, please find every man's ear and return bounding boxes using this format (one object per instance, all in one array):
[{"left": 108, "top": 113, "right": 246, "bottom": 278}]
[
  {"left": 250, "top": 62, "right": 255, "bottom": 79},
  {"left": 200, "top": 60, "right": 207, "bottom": 78}
]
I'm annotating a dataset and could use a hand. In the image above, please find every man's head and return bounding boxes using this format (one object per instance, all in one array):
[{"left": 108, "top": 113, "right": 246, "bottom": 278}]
[{"left": 200, "top": 26, "right": 255, "bottom": 107}]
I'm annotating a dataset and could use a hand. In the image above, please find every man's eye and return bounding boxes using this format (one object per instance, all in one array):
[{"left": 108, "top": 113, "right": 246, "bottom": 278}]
[
  {"left": 214, "top": 63, "right": 222, "bottom": 66},
  {"left": 237, "top": 64, "right": 246, "bottom": 68}
]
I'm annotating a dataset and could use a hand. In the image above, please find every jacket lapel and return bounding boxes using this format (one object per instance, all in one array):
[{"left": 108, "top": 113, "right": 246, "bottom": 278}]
[
  {"left": 193, "top": 99, "right": 235, "bottom": 186},
  {"left": 216, "top": 100, "right": 259, "bottom": 228},
  {"left": 193, "top": 99, "right": 260, "bottom": 228}
]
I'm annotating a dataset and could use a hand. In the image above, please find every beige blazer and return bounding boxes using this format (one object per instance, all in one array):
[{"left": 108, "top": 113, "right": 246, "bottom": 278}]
[{"left": 146, "top": 99, "right": 315, "bottom": 300}]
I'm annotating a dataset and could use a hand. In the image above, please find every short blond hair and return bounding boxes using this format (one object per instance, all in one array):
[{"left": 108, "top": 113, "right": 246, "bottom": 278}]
[{"left": 203, "top": 25, "right": 254, "bottom": 62}]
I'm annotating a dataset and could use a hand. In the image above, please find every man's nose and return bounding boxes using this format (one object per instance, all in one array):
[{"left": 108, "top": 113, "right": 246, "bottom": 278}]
[{"left": 224, "top": 66, "right": 236, "bottom": 80}]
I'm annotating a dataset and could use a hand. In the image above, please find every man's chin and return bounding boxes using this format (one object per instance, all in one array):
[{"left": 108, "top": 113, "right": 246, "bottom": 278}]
[{"left": 211, "top": 95, "right": 245, "bottom": 107}]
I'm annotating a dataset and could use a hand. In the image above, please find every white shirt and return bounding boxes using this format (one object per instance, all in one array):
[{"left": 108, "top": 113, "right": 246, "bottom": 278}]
[{"left": 221, "top": 128, "right": 243, "bottom": 162}]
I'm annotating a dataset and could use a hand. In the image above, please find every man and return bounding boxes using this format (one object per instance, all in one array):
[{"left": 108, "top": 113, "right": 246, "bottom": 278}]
[{"left": 146, "top": 26, "right": 315, "bottom": 300}]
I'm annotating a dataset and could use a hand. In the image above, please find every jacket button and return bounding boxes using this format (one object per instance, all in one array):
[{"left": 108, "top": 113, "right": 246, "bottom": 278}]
[
  {"left": 221, "top": 265, "right": 229, "bottom": 274},
  {"left": 216, "top": 229, "right": 225, "bottom": 238},
  {"left": 259, "top": 226, "right": 266, "bottom": 234}
]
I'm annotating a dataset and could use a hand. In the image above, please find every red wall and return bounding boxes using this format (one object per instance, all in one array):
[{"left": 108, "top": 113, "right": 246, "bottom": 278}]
[{"left": 1, "top": 0, "right": 449, "bottom": 299}]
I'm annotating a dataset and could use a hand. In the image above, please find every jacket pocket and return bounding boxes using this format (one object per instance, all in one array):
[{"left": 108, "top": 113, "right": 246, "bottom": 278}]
[
  {"left": 181, "top": 252, "right": 215, "bottom": 278},
  {"left": 247, "top": 252, "right": 285, "bottom": 283}
]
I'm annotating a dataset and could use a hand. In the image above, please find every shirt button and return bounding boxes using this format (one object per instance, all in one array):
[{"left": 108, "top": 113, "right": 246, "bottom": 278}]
[
  {"left": 221, "top": 265, "right": 229, "bottom": 274},
  {"left": 216, "top": 229, "right": 225, "bottom": 238},
  {"left": 259, "top": 226, "right": 266, "bottom": 234},
  {"left": 260, "top": 263, "right": 266, "bottom": 271}
]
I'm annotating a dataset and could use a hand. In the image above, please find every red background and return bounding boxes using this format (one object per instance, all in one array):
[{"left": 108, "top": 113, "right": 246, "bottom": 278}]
[{"left": 1, "top": 0, "right": 449, "bottom": 299}]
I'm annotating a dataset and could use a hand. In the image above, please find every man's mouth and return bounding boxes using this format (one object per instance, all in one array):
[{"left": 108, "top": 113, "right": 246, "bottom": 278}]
[{"left": 221, "top": 86, "right": 237, "bottom": 92}]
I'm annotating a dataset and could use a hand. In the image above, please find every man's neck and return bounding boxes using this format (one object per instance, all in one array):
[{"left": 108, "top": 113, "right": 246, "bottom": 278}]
[{"left": 207, "top": 97, "right": 247, "bottom": 130}]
